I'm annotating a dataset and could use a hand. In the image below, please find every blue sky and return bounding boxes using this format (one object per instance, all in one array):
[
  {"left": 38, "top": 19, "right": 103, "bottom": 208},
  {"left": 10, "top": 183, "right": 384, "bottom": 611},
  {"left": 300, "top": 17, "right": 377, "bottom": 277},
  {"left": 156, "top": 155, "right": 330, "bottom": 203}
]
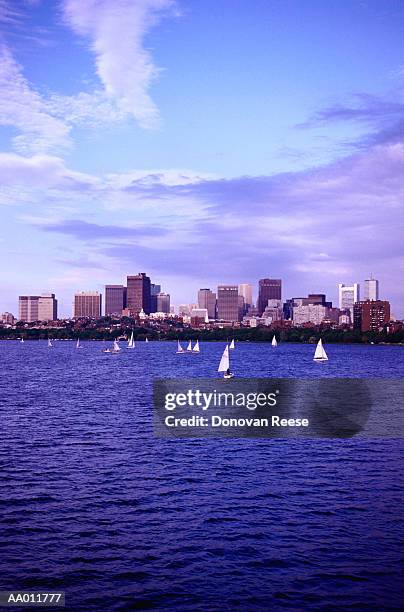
[{"left": 1, "top": 0, "right": 404, "bottom": 316}]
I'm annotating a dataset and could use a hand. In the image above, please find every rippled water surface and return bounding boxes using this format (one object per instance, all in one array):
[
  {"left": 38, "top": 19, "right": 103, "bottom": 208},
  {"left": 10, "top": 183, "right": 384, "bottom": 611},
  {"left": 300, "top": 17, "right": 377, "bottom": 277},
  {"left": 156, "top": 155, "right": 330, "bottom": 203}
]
[{"left": 1, "top": 341, "right": 403, "bottom": 611}]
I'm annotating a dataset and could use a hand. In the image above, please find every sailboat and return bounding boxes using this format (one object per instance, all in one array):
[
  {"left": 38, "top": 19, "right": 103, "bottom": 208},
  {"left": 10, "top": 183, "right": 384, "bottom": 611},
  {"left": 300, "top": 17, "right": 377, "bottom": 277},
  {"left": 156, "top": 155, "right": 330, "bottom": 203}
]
[
  {"left": 218, "top": 345, "right": 234, "bottom": 378},
  {"left": 145, "top": 337, "right": 149, "bottom": 343},
  {"left": 127, "top": 331, "right": 135, "bottom": 349},
  {"left": 48, "top": 338, "right": 53, "bottom": 348},
  {"left": 192, "top": 340, "right": 200, "bottom": 353},
  {"left": 313, "top": 338, "right": 328, "bottom": 362},
  {"left": 102, "top": 339, "right": 121, "bottom": 354},
  {"left": 272, "top": 335, "right": 278, "bottom": 347},
  {"left": 76, "top": 338, "right": 83, "bottom": 349},
  {"left": 229, "top": 339, "right": 235, "bottom": 350},
  {"left": 186, "top": 340, "right": 193, "bottom": 353},
  {"left": 20, "top": 337, "right": 24, "bottom": 344},
  {"left": 176, "top": 340, "right": 185, "bottom": 354}
]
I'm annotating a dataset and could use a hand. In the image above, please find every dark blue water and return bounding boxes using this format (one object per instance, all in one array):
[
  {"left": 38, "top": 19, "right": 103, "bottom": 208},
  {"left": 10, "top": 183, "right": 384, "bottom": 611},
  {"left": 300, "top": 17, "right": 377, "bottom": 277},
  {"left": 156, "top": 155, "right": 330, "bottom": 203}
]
[{"left": 0, "top": 341, "right": 403, "bottom": 611}]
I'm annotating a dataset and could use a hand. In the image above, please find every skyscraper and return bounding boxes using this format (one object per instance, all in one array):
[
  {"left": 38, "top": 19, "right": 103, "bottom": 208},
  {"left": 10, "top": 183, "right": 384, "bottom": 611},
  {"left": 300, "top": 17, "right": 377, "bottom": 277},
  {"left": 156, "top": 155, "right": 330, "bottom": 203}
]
[
  {"left": 127, "top": 273, "right": 151, "bottom": 314},
  {"left": 257, "top": 279, "right": 282, "bottom": 315},
  {"left": 156, "top": 292, "right": 170, "bottom": 314},
  {"left": 364, "top": 278, "right": 379, "bottom": 301},
  {"left": 38, "top": 293, "right": 58, "bottom": 321},
  {"left": 74, "top": 292, "right": 102, "bottom": 318},
  {"left": 198, "top": 288, "right": 217, "bottom": 319},
  {"left": 238, "top": 284, "right": 253, "bottom": 309},
  {"left": 353, "top": 300, "right": 390, "bottom": 332},
  {"left": 19, "top": 296, "right": 39, "bottom": 322},
  {"left": 338, "top": 283, "right": 360, "bottom": 321},
  {"left": 105, "top": 285, "right": 127, "bottom": 316},
  {"left": 19, "top": 293, "right": 57, "bottom": 322},
  {"left": 217, "top": 285, "right": 239, "bottom": 321},
  {"left": 150, "top": 283, "right": 161, "bottom": 313}
]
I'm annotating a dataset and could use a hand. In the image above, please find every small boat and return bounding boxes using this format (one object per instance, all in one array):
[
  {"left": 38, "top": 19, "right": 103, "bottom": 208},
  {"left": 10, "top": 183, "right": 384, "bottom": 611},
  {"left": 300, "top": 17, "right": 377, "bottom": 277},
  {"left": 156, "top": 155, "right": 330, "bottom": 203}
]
[
  {"left": 218, "top": 345, "right": 234, "bottom": 378},
  {"left": 76, "top": 338, "right": 83, "bottom": 349},
  {"left": 313, "top": 338, "right": 328, "bottom": 362},
  {"left": 103, "top": 339, "right": 121, "bottom": 354},
  {"left": 20, "top": 337, "right": 24, "bottom": 343},
  {"left": 145, "top": 337, "right": 149, "bottom": 343},
  {"left": 127, "top": 331, "right": 135, "bottom": 349},
  {"left": 229, "top": 339, "right": 235, "bottom": 350},
  {"left": 48, "top": 339, "right": 53, "bottom": 348},
  {"left": 186, "top": 340, "right": 193, "bottom": 352},
  {"left": 192, "top": 340, "right": 200, "bottom": 353},
  {"left": 272, "top": 335, "right": 277, "bottom": 347},
  {"left": 176, "top": 340, "right": 185, "bottom": 354}
]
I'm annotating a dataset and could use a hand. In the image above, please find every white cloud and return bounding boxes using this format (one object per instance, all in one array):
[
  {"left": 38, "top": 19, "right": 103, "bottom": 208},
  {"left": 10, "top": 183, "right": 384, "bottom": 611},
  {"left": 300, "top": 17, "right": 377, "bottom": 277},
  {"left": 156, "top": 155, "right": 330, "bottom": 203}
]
[
  {"left": 0, "top": 45, "right": 71, "bottom": 154},
  {"left": 62, "top": 0, "right": 177, "bottom": 128}
]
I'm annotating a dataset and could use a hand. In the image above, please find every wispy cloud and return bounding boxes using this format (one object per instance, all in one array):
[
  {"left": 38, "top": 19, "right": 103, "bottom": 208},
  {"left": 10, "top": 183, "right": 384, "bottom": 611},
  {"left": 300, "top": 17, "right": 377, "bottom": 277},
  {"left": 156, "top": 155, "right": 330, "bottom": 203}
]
[
  {"left": 299, "top": 92, "right": 404, "bottom": 147},
  {"left": 0, "top": 45, "right": 71, "bottom": 154},
  {"left": 39, "top": 218, "right": 167, "bottom": 239},
  {"left": 62, "top": 0, "right": 178, "bottom": 129}
]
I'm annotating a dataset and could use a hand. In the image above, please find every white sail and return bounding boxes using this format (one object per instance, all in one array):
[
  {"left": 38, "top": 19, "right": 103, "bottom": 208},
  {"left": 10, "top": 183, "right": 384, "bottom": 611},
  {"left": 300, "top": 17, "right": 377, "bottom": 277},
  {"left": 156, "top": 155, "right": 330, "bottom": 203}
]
[
  {"left": 76, "top": 339, "right": 80, "bottom": 349},
  {"left": 20, "top": 337, "right": 24, "bottom": 343},
  {"left": 113, "top": 339, "right": 121, "bottom": 352},
  {"left": 145, "top": 337, "right": 149, "bottom": 343},
  {"left": 127, "top": 332, "right": 135, "bottom": 349},
  {"left": 176, "top": 340, "right": 184, "bottom": 353},
  {"left": 272, "top": 335, "right": 277, "bottom": 347},
  {"left": 48, "top": 339, "right": 53, "bottom": 347},
  {"left": 193, "top": 340, "right": 200, "bottom": 353},
  {"left": 218, "top": 345, "right": 230, "bottom": 372},
  {"left": 229, "top": 339, "right": 235, "bottom": 349},
  {"left": 186, "top": 340, "right": 192, "bottom": 352},
  {"left": 313, "top": 339, "right": 328, "bottom": 361}
]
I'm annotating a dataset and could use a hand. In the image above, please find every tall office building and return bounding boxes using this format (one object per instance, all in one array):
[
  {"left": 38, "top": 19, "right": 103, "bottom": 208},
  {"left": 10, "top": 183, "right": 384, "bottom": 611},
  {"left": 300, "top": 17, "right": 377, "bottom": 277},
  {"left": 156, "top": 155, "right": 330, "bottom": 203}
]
[
  {"left": 38, "top": 293, "right": 58, "bottom": 321},
  {"left": 353, "top": 300, "right": 390, "bottom": 332},
  {"left": 150, "top": 283, "right": 161, "bottom": 313},
  {"left": 105, "top": 285, "right": 126, "bottom": 316},
  {"left": 338, "top": 283, "right": 360, "bottom": 320},
  {"left": 257, "top": 279, "right": 282, "bottom": 315},
  {"left": 127, "top": 273, "right": 151, "bottom": 314},
  {"left": 198, "top": 288, "right": 217, "bottom": 319},
  {"left": 19, "top": 293, "right": 57, "bottom": 322},
  {"left": 364, "top": 278, "right": 379, "bottom": 301},
  {"left": 156, "top": 292, "right": 170, "bottom": 314},
  {"left": 74, "top": 291, "right": 102, "bottom": 318},
  {"left": 19, "top": 296, "right": 39, "bottom": 322},
  {"left": 238, "top": 284, "right": 253, "bottom": 311},
  {"left": 217, "top": 285, "right": 239, "bottom": 321}
]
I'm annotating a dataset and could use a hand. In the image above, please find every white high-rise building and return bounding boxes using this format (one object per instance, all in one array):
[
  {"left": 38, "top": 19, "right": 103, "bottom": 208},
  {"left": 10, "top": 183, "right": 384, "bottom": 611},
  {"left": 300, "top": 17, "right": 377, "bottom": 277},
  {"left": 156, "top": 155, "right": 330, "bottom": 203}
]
[
  {"left": 364, "top": 278, "right": 379, "bottom": 301},
  {"left": 238, "top": 284, "right": 253, "bottom": 309},
  {"left": 338, "top": 283, "right": 360, "bottom": 320}
]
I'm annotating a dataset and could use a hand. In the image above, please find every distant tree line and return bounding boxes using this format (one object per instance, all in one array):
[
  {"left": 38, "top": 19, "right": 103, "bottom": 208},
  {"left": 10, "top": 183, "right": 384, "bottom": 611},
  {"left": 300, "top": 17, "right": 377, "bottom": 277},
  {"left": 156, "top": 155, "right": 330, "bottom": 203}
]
[{"left": 1, "top": 322, "right": 404, "bottom": 344}]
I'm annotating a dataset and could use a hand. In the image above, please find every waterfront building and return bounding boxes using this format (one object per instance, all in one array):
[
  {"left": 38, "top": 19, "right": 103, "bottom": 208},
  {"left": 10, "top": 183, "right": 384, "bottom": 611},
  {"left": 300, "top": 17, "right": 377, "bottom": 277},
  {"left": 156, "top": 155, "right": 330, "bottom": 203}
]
[
  {"left": 73, "top": 291, "right": 101, "bottom": 318},
  {"left": 217, "top": 285, "right": 239, "bottom": 322},
  {"left": 364, "top": 277, "right": 379, "bottom": 301},
  {"left": 1, "top": 312, "right": 15, "bottom": 325},
  {"left": 38, "top": 293, "right": 58, "bottom": 321},
  {"left": 257, "top": 279, "right": 282, "bottom": 315},
  {"left": 197, "top": 288, "right": 217, "bottom": 319},
  {"left": 127, "top": 273, "right": 151, "bottom": 314},
  {"left": 338, "top": 283, "right": 360, "bottom": 321},
  {"left": 19, "top": 293, "right": 57, "bottom": 322},
  {"left": 105, "top": 285, "right": 126, "bottom": 316},
  {"left": 150, "top": 283, "right": 161, "bottom": 313},
  {"left": 156, "top": 292, "right": 170, "bottom": 314},
  {"left": 238, "top": 284, "right": 253, "bottom": 311},
  {"left": 353, "top": 300, "right": 390, "bottom": 332},
  {"left": 293, "top": 304, "right": 329, "bottom": 326}
]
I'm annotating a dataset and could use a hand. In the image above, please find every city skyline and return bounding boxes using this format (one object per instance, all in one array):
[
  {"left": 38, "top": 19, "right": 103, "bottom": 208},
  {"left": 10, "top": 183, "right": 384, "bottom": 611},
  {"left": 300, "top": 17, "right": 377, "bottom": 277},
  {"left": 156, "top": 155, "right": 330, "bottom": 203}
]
[
  {"left": 11, "top": 273, "right": 393, "bottom": 322},
  {"left": 1, "top": 2, "right": 404, "bottom": 316}
]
